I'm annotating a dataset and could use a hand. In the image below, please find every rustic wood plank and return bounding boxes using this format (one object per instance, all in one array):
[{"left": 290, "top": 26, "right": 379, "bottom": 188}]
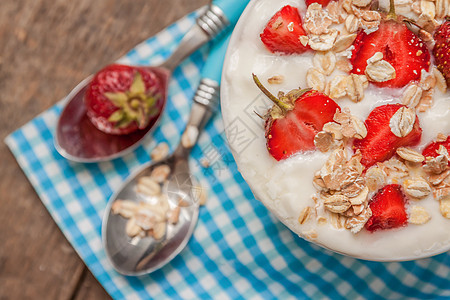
[
  {"left": 0, "top": 150, "right": 86, "bottom": 299},
  {"left": 0, "top": 0, "right": 208, "bottom": 299},
  {"left": 73, "top": 269, "right": 111, "bottom": 300}
]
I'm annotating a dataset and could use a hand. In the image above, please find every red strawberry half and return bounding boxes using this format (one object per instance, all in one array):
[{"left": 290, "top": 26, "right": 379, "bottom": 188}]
[
  {"left": 365, "top": 184, "right": 408, "bottom": 232},
  {"left": 353, "top": 104, "right": 422, "bottom": 167},
  {"left": 253, "top": 74, "right": 340, "bottom": 161},
  {"left": 260, "top": 5, "right": 309, "bottom": 54},
  {"left": 350, "top": 10, "right": 430, "bottom": 88},
  {"left": 85, "top": 64, "right": 164, "bottom": 135},
  {"left": 433, "top": 18, "right": 450, "bottom": 85},
  {"left": 422, "top": 135, "right": 450, "bottom": 166}
]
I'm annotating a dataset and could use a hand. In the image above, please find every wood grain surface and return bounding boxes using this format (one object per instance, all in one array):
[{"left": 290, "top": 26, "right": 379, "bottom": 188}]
[{"left": 0, "top": 0, "right": 208, "bottom": 298}]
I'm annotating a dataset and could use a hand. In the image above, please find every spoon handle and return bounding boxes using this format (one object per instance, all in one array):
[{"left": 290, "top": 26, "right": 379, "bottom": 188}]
[
  {"left": 159, "top": 0, "right": 249, "bottom": 71},
  {"left": 174, "top": 33, "right": 231, "bottom": 156},
  {"left": 213, "top": 0, "right": 251, "bottom": 27}
]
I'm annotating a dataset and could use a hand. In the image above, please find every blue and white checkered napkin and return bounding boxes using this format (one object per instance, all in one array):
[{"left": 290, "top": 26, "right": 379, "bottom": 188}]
[{"left": 5, "top": 10, "right": 450, "bottom": 300}]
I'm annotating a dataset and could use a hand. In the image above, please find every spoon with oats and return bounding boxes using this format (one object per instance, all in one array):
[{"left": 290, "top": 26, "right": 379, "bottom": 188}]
[{"left": 102, "top": 33, "right": 230, "bottom": 276}]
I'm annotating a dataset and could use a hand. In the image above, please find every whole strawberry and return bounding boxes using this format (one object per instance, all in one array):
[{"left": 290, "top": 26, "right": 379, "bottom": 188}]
[
  {"left": 433, "top": 18, "right": 450, "bottom": 85},
  {"left": 253, "top": 74, "right": 340, "bottom": 160},
  {"left": 85, "top": 64, "right": 164, "bottom": 135}
]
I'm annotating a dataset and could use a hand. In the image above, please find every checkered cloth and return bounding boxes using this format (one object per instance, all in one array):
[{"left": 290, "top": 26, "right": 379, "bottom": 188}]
[{"left": 5, "top": 9, "right": 450, "bottom": 300}]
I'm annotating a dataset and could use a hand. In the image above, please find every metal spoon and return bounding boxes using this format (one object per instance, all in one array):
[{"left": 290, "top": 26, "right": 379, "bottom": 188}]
[
  {"left": 54, "top": 0, "right": 249, "bottom": 163},
  {"left": 102, "top": 33, "right": 231, "bottom": 276}
]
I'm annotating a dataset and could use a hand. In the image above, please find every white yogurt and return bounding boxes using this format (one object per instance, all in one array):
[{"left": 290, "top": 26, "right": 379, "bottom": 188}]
[{"left": 221, "top": 0, "right": 450, "bottom": 261}]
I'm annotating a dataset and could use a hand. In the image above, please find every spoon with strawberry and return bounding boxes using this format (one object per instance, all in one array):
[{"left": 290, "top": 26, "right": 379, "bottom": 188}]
[
  {"left": 54, "top": 0, "right": 250, "bottom": 163},
  {"left": 102, "top": 33, "right": 230, "bottom": 276}
]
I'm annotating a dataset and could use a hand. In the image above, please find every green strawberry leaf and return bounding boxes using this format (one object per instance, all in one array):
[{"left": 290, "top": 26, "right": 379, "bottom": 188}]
[
  {"left": 130, "top": 72, "right": 146, "bottom": 95},
  {"left": 108, "top": 110, "right": 125, "bottom": 123},
  {"left": 104, "top": 92, "right": 128, "bottom": 106}
]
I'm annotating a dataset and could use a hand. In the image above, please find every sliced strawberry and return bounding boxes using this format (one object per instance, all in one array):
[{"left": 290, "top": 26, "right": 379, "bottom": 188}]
[
  {"left": 365, "top": 184, "right": 408, "bottom": 232},
  {"left": 353, "top": 104, "right": 422, "bottom": 167},
  {"left": 85, "top": 64, "right": 164, "bottom": 135},
  {"left": 252, "top": 74, "right": 340, "bottom": 160},
  {"left": 433, "top": 18, "right": 450, "bottom": 85},
  {"left": 260, "top": 5, "right": 309, "bottom": 54},
  {"left": 265, "top": 90, "right": 340, "bottom": 160},
  {"left": 305, "top": 0, "right": 334, "bottom": 6},
  {"left": 350, "top": 20, "right": 430, "bottom": 88},
  {"left": 422, "top": 135, "right": 450, "bottom": 165}
]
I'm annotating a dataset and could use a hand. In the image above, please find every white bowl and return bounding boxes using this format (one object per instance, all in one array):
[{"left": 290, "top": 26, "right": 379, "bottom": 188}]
[{"left": 221, "top": 0, "right": 450, "bottom": 261}]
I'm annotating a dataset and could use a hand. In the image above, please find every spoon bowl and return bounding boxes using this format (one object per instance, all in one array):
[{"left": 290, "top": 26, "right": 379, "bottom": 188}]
[
  {"left": 55, "top": 68, "right": 170, "bottom": 162},
  {"left": 102, "top": 154, "right": 200, "bottom": 275}
]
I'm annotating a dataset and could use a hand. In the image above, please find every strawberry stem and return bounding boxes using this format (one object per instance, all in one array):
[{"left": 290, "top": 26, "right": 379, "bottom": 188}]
[
  {"left": 254, "top": 110, "right": 265, "bottom": 120},
  {"left": 252, "top": 73, "right": 290, "bottom": 113},
  {"left": 387, "top": 0, "right": 396, "bottom": 20}
]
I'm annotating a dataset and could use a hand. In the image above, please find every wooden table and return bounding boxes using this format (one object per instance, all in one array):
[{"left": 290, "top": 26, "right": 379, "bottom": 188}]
[{"left": 0, "top": 0, "right": 208, "bottom": 298}]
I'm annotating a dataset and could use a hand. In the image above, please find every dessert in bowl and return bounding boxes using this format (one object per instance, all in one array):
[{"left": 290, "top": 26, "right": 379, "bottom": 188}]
[{"left": 221, "top": 0, "right": 450, "bottom": 261}]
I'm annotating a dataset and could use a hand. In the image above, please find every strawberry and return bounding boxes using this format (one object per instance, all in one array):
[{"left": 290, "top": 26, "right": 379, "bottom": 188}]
[
  {"left": 85, "top": 64, "right": 164, "bottom": 135},
  {"left": 353, "top": 104, "right": 422, "bottom": 167},
  {"left": 350, "top": 1, "right": 430, "bottom": 88},
  {"left": 252, "top": 74, "right": 340, "bottom": 161},
  {"left": 365, "top": 184, "right": 408, "bottom": 232},
  {"left": 260, "top": 5, "right": 309, "bottom": 54},
  {"left": 305, "top": 0, "right": 334, "bottom": 6},
  {"left": 422, "top": 135, "right": 450, "bottom": 165},
  {"left": 433, "top": 18, "right": 450, "bottom": 85}
]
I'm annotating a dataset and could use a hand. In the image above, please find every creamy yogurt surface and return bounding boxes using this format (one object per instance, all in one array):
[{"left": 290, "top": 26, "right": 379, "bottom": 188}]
[{"left": 221, "top": 0, "right": 450, "bottom": 260}]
